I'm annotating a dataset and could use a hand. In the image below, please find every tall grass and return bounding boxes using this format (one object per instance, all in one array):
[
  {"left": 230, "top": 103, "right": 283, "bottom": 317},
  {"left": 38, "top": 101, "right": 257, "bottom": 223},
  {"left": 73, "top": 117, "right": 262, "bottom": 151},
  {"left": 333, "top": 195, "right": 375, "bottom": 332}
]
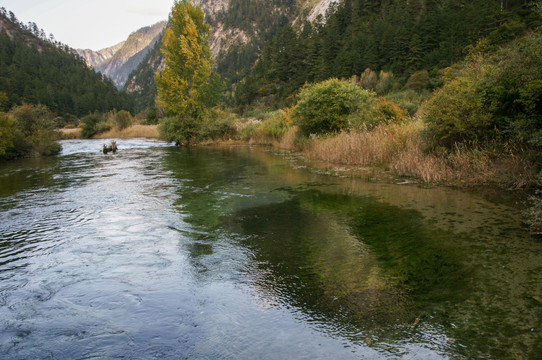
[
  {"left": 225, "top": 110, "right": 537, "bottom": 188},
  {"left": 301, "top": 119, "right": 528, "bottom": 185},
  {"left": 94, "top": 125, "right": 160, "bottom": 139},
  {"left": 237, "top": 109, "right": 293, "bottom": 146}
]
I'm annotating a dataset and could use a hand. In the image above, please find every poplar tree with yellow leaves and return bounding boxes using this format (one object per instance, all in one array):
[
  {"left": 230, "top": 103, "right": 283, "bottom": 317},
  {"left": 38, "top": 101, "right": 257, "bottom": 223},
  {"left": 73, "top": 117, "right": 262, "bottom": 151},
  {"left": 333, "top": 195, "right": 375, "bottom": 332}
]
[{"left": 156, "top": 0, "right": 221, "bottom": 144}]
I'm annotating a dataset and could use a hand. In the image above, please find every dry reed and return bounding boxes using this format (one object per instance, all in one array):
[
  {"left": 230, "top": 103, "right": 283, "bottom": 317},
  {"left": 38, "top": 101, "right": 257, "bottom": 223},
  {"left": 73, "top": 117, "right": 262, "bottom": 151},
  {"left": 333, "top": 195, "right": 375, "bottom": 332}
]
[
  {"left": 303, "top": 119, "right": 505, "bottom": 185},
  {"left": 248, "top": 126, "right": 299, "bottom": 150},
  {"left": 58, "top": 128, "right": 82, "bottom": 139},
  {"left": 94, "top": 125, "right": 160, "bottom": 139}
]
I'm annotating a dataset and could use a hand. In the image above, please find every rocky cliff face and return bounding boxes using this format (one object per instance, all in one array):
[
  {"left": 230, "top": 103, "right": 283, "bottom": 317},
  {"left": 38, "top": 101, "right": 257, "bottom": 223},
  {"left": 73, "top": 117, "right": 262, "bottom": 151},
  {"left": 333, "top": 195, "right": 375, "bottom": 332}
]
[
  {"left": 191, "top": 0, "right": 238, "bottom": 57},
  {"left": 76, "top": 42, "right": 125, "bottom": 69},
  {"left": 306, "top": 0, "right": 337, "bottom": 22},
  {"left": 77, "top": 21, "right": 166, "bottom": 89}
]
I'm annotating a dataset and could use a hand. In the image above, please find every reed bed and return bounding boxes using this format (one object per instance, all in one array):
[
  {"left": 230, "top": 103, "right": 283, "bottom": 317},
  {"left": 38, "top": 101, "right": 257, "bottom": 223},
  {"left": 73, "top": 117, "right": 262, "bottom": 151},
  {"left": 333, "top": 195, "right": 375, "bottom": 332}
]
[
  {"left": 302, "top": 119, "right": 508, "bottom": 185},
  {"left": 94, "top": 125, "right": 160, "bottom": 139}
]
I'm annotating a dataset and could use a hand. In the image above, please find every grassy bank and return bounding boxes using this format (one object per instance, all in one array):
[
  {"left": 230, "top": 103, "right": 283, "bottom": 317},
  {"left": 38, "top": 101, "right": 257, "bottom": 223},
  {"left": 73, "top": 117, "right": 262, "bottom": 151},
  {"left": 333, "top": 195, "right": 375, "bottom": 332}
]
[
  {"left": 227, "top": 111, "right": 535, "bottom": 188},
  {"left": 236, "top": 117, "right": 539, "bottom": 234},
  {"left": 93, "top": 125, "right": 160, "bottom": 139},
  {"left": 59, "top": 124, "right": 160, "bottom": 140},
  {"left": 299, "top": 119, "right": 538, "bottom": 188}
]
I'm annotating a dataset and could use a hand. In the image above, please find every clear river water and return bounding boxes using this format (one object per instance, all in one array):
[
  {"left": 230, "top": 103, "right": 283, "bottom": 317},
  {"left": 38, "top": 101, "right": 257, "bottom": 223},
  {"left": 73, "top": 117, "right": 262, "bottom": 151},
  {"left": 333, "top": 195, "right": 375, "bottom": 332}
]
[{"left": 0, "top": 139, "right": 541, "bottom": 359}]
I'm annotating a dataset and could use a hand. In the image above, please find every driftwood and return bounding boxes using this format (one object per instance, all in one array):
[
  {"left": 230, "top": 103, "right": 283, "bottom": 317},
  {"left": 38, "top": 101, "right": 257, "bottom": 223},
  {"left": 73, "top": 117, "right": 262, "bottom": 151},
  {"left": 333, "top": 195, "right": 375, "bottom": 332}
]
[{"left": 103, "top": 141, "right": 118, "bottom": 154}]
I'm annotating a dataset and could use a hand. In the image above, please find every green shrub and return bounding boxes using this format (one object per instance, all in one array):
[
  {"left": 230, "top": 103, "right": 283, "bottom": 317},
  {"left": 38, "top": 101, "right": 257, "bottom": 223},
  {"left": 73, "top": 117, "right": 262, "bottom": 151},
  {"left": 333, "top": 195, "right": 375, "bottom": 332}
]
[
  {"left": 3, "top": 104, "right": 61, "bottom": 158},
  {"left": 144, "top": 106, "right": 159, "bottom": 125},
  {"left": 0, "top": 91, "right": 10, "bottom": 112},
  {"left": 159, "top": 110, "right": 240, "bottom": 145},
  {"left": 375, "top": 71, "right": 398, "bottom": 95},
  {"left": 31, "top": 129, "right": 62, "bottom": 156},
  {"left": 404, "top": 70, "right": 430, "bottom": 92},
  {"left": 0, "top": 112, "right": 15, "bottom": 157},
  {"left": 512, "top": 79, "right": 542, "bottom": 146},
  {"left": 292, "top": 79, "right": 375, "bottom": 136},
  {"left": 240, "top": 122, "right": 258, "bottom": 141},
  {"left": 423, "top": 74, "right": 494, "bottom": 148},
  {"left": 159, "top": 116, "right": 199, "bottom": 145},
  {"left": 115, "top": 110, "right": 133, "bottom": 130},
  {"left": 259, "top": 112, "right": 290, "bottom": 140},
  {"left": 374, "top": 98, "right": 408, "bottom": 124},
  {"left": 11, "top": 104, "right": 55, "bottom": 136},
  {"left": 95, "top": 121, "right": 113, "bottom": 134},
  {"left": 247, "top": 109, "right": 291, "bottom": 141},
  {"left": 386, "top": 89, "right": 428, "bottom": 116},
  {"left": 199, "top": 111, "right": 237, "bottom": 140},
  {"left": 360, "top": 68, "right": 377, "bottom": 90},
  {"left": 80, "top": 113, "right": 107, "bottom": 139},
  {"left": 424, "top": 30, "right": 542, "bottom": 149}
]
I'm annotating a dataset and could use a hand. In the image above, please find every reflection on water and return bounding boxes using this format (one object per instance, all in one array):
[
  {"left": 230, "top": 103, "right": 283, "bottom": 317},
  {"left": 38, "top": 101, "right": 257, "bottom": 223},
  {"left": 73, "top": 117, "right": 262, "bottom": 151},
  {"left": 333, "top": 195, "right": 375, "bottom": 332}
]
[{"left": 0, "top": 142, "right": 541, "bottom": 359}]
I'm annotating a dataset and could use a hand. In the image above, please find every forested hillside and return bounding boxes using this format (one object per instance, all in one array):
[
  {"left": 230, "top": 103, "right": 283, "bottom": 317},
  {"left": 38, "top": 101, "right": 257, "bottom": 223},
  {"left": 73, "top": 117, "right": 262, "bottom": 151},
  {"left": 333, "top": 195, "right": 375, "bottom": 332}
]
[
  {"left": 124, "top": 37, "right": 163, "bottom": 111},
  {"left": 126, "top": 0, "right": 303, "bottom": 111},
  {"left": 0, "top": 8, "right": 134, "bottom": 117},
  {"left": 234, "top": 0, "right": 541, "bottom": 107},
  {"left": 126, "top": 0, "right": 539, "bottom": 112}
]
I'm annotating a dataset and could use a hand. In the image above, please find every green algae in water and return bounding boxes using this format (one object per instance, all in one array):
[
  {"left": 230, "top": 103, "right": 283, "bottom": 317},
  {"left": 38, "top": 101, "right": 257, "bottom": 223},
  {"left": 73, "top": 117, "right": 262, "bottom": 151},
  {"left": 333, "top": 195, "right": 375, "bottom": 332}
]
[
  {"left": 228, "top": 190, "right": 468, "bottom": 327},
  {"left": 161, "top": 146, "right": 542, "bottom": 359}
]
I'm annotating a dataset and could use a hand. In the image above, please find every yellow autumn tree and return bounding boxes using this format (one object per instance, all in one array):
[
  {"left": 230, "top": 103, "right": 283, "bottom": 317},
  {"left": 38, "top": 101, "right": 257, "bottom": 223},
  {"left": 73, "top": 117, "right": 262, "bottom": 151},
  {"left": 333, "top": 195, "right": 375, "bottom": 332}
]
[{"left": 155, "top": 0, "right": 220, "bottom": 144}]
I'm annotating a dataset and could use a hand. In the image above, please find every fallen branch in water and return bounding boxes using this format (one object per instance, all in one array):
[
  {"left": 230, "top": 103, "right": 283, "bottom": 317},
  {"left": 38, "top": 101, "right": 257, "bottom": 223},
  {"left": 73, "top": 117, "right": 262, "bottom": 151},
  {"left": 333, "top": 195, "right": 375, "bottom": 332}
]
[{"left": 103, "top": 140, "right": 118, "bottom": 154}]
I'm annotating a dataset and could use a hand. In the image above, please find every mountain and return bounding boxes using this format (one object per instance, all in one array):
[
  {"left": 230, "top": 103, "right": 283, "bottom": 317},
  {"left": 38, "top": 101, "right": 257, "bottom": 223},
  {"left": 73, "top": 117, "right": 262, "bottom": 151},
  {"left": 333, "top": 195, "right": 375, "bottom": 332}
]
[
  {"left": 77, "top": 42, "right": 125, "bottom": 69},
  {"left": 0, "top": 8, "right": 134, "bottom": 117},
  {"left": 123, "top": 36, "right": 163, "bottom": 111},
  {"left": 77, "top": 21, "right": 166, "bottom": 89},
  {"left": 126, "top": 0, "right": 540, "bottom": 112},
  {"left": 125, "top": 0, "right": 333, "bottom": 110}
]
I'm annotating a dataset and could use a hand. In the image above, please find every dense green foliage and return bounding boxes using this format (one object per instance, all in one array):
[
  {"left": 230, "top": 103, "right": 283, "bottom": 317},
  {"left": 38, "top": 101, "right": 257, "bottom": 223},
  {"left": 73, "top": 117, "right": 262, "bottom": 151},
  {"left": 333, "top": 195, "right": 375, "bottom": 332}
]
[
  {"left": 292, "top": 78, "right": 407, "bottom": 136},
  {"left": 292, "top": 79, "right": 375, "bottom": 135},
  {"left": 233, "top": 0, "right": 540, "bottom": 107},
  {"left": 0, "top": 104, "right": 61, "bottom": 160},
  {"left": 0, "top": 8, "right": 134, "bottom": 118},
  {"left": 0, "top": 112, "right": 15, "bottom": 156},
  {"left": 80, "top": 113, "right": 109, "bottom": 139},
  {"left": 115, "top": 110, "right": 133, "bottom": 130},
  {"left": 424, "top": 29, "right": 542, "bottom": 149}
]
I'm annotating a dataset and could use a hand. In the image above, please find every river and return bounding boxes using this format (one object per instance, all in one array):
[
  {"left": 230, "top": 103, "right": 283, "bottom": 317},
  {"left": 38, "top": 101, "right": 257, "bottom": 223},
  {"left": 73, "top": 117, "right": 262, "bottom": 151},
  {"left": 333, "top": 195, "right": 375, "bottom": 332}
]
[{"left": 0, "top": 139, "right": 540, "bottom": 359}]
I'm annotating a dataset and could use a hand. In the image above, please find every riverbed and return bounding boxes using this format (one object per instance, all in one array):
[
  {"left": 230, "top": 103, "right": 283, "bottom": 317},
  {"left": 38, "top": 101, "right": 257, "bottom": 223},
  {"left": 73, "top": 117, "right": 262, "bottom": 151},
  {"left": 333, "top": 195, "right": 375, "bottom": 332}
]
[{"left": 0, "top": 139, "right": 540, "bottom": 359}]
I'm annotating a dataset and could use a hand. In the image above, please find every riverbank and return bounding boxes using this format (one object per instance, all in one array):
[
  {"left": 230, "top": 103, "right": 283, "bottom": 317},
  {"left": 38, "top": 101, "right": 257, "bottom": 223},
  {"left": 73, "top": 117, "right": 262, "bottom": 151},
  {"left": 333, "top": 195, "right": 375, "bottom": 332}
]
[
  {"left": 214, "top": 117, "right": 541, "bottom": 234},
  {"left": 214, "top": 118, "right": 539, "bottom": 189},
  {"left": 58, "top": 124, "right": 160, "bottom": 140}
]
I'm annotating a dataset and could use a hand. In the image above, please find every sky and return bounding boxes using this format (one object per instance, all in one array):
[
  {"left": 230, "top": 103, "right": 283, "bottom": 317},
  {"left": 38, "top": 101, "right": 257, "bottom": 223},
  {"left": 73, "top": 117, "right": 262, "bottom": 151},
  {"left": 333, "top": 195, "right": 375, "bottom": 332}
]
[{"left": 0, "top": 0, "right": 174, "bottom": 50}]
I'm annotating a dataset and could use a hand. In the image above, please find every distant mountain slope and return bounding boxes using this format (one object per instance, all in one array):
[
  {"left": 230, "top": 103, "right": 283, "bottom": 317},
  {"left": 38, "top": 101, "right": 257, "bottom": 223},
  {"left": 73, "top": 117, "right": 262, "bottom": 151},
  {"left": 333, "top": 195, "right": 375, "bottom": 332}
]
[
  {"left": 77, "top": 21, "right": 166, "bottom": 89},
  {"left": 77, "top": 42, "right": 125, "bottom": 69},
  {"left": 124, "top": 37, "right": 163, "bottom": 111},
  {"left": 0, "top": 8, "right": 133, "bottom": 116}
]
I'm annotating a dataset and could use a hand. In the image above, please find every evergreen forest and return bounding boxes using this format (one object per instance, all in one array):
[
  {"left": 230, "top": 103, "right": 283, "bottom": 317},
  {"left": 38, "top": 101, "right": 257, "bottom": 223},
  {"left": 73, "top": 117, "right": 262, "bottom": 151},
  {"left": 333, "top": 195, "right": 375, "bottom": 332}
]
[
  {"left": 0, "top": 8, "right": 134, "bottom": 118},
  {"left": 231, "top": 0, "right": 541, "bottom": 108}
]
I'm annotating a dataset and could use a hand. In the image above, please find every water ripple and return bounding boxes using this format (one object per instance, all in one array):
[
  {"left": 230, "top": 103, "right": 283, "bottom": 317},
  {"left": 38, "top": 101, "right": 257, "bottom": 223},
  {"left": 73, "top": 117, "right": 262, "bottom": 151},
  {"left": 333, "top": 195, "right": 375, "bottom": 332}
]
[{"left": 0, "top": 141, "right": 540, "bottom": 359}]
